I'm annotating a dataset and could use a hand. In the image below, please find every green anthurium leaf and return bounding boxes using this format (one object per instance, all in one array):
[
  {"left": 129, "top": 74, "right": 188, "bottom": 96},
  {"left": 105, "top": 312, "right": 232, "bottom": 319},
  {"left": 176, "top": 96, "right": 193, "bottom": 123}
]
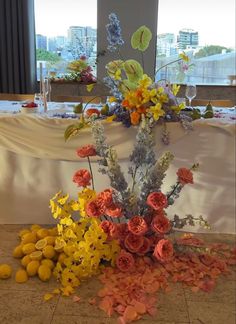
[
  {"left": 124, "top": 60, "right": 143, "bottom": 83},
  {"left": 64, "top": 122, "right": 86, "bottom": 141},
  {"left": 119, "top": 79, "right": 138, "bottom": 94},
  {"left": 106, "top": 60, "right": 124, "bottom": 74},
  {"left": 131, "top": 25, "right": 152, "bottom": 52}
]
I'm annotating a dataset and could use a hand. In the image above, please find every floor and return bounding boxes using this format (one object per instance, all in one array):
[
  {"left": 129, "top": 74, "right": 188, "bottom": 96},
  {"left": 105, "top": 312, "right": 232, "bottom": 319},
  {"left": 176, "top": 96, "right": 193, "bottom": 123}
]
[{"left": 0, "top": 225, "right": 235, "bottom": 324}]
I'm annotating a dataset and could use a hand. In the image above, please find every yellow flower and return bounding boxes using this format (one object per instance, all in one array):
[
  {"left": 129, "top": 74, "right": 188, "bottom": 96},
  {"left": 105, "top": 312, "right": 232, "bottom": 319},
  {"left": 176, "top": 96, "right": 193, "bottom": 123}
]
[
  {"left": 148, "top": 103, "right": 165, "bottom": 121},
  {"left": 61, "top": 269, "right": 80, "bottom": 288},
  {"left": 57, "top": 194, "right": 69, "bottom": 205},
  {"left": 61, "top": 285, "right": 75, "bottom": 296},
  {"left": 138, "top": 74, "right": 152, "bottom": 88},
  {"left": 179, "top": 52, "right": 189, "bottom": 62},
  {"left": 171, "top": 84, "right": 180, "bottom": 96},
  {"left": 108, "top": 96, "right": 117, "bottom": 103}
]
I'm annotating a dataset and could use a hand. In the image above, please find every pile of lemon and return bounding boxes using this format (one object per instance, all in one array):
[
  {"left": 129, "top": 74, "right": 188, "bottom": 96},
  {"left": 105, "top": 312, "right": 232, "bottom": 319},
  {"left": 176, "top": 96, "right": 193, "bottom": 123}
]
[{"left": 8, "top": 224, "right": 61, "bottom": 283}]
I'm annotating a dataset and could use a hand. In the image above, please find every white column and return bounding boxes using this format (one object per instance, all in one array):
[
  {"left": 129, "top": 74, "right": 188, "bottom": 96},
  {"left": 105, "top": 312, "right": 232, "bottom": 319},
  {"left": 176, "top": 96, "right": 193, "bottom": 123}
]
[{"left": 97, "top": 0, "right": 159, "bottom": 80}]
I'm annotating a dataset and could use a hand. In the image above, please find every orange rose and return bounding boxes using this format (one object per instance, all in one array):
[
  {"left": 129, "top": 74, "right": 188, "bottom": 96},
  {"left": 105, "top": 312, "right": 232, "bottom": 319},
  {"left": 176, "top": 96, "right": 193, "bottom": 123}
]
[
  {"left": 116, "top": 250, "right": 135, "bottom": 272},
  {"left": 128, "top": 216, "right": 148, "bottom": 236},
  {"left": 116, "top": 223, "right": 129, "bottom": 241},
  {"left": 153, "top": 239, "right": 174, "bottom": 262},
  {"left": 146, "top": 192, "right": 167, "bottom": 211},
  {"left": 130, "top": 111, "right": 141, "bottom": 125},
  {"left": 124, "top": 233, "right": 144, "bottom": 253},
  {"left": 100, "top": 221, "right": 117, "bottom": 240},
  {"left": 176, "top": 168, "right": 193, "bottom": 185},
  {"left": 137, "top": 237, "right": 151, "bottom": 255},
  {"left": 105, "top": 203, "right": 122, "bottom": 218},
  {"left": 76, "top": 144, "right": 96, "bottom": 158},
  {"left": 151, "top": 215, "right": 171, "bottom": 234},
  {"left": 85, "top": 199, "right": 103, "bottom": 218},
  {"left": 72, "top": 169, "right": 91, "bottom": 187}
]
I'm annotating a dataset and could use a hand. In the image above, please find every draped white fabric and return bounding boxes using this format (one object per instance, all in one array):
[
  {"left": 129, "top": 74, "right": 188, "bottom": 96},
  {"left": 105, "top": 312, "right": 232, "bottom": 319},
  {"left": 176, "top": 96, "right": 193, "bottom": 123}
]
[{"left": 0, "top": 109, "right": 235, "bottom": 233}]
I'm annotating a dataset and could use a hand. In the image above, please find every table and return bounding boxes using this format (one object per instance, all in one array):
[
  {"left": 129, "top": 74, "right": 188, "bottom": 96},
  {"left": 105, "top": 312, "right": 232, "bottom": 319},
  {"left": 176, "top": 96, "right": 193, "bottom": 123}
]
[{"left": 0, "top": 101, "right": 235, "bottom": 233}]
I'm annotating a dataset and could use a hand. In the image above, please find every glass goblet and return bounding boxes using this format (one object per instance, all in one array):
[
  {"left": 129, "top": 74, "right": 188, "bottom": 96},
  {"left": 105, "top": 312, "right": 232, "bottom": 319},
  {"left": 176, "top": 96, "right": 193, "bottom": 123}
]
[{"left": 185, "top": 84, "right": 197, "bottom": 109}]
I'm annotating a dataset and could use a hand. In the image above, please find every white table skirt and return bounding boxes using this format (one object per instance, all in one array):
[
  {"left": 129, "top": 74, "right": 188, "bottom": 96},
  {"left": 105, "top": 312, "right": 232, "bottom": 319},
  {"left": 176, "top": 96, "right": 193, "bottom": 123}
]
[{"left": 0, "top": 108, "right": 235, "bottom": 233}]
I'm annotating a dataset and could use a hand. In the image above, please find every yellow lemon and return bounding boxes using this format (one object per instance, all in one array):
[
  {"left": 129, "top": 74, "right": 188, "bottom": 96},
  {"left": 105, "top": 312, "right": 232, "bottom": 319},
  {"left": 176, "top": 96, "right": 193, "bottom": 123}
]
[
  {"left": 35, "top": 238, "right": 47, "bottom": 250},
  {"left": 41, "top": 259, "right": 55, "bottom": 270},
  {"left": 21, "top": 255, "right": 32, "bottom": 268},
  {"left": 45, "top": 236, "right": 56, "bottom": 245},
  {"left": 15, "top": 269, "right": 28, "bottom": 283},
  {"left": 13, "top": 245, "right": 24, "bottom": 258},
  {"left": 58, "top": 253, "right": 67, "bottom": 264},
  {"left": 48, "top": 227, "right": 58, "bottom": 237},
  {"left": 36, "top": 228, "right": 49, "bottom": 239},
  {"left": 22, "top": 243, "right": 36, "bottom": 255},
  {"left": 54, "top": 240, "right": 66, "bottom": 253},
  {"left": 42, "top": 245, "right": 56, "bottom": 259},
  {"left": 30, "top": 224, "right": 41, "bottom": 232},
  {"left": 38, "top": 265, "right": 51, "bottom": 282},
  {"left": 0, "top": 264, "right": 12, "bottom": 279},
  {"left": 21, "top": 232, "right": 37, "bottom": 244},
  {"left": 30, "top": 251, "right": 43, "bottom": 261},
  {"left": 26, "top": 261, "right": 40, "bottom": 276},
  {"left": 18, "top": 229, "right": 30, "bottom": 238}
]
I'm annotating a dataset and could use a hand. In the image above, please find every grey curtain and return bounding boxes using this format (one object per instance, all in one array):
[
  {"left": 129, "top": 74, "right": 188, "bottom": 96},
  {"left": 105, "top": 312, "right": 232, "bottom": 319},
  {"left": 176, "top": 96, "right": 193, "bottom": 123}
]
[{"left": 0, "top": 0, "right": 36, "bottom": 93}]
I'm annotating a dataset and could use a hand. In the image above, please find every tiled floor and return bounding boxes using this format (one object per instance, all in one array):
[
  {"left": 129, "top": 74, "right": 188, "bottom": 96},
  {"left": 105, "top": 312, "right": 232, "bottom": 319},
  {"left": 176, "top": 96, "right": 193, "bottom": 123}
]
[{"left": 0, "top": 225, "right": 235, "bottom": 324}]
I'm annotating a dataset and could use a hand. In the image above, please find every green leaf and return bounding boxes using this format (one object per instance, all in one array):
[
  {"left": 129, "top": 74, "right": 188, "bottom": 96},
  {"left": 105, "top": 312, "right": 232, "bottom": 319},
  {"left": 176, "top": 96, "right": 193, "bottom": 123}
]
[
  {"left": 131, "top": 25, "right": 152, "bottom": 52},
  {"left": 64, "top": 122, "right": 85, "bottom": 141},
  {"left": 73, "top": 103, "right": 83, "bottom": 114},
  {"left": 123, "top": 60, "right": 143, "bottom": 83},
  {"left": 119, "top": 79, "right": 138, "bottom": 94}
]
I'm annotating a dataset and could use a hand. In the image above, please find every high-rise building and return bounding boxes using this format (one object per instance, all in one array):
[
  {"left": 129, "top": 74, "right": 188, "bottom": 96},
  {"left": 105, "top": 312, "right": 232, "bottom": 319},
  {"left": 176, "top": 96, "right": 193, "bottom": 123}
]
[
  {"left": 56, "top": 36, "right": 66, "bottom": 49},
  {"left": 36, "top": 34, "right": 47, "bottom": 50},
  {"left": 68, "top": 26, "right": 85, "bottom": 47},
  {"left": 48, "top": 37, "right": 57, "bottom": 52},
  {"left": 177, "top": 29, "right": 199, "bottom": 50}
]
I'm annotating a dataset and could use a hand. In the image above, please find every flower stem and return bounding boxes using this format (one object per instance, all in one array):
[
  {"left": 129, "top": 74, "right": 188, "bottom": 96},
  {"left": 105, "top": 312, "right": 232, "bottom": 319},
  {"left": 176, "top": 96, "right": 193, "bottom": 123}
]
[
  {"left": 155, "top": 58, "right": 182, "bottom": 77},
  {"left": 87, "top": 156, "right": 95, "bottom": 190},
  {"left": 141, "top": 52, "right": 145, "bottom": 71},
  {"left": 167, "top": 182, "right": 180, "bottom": 201}
]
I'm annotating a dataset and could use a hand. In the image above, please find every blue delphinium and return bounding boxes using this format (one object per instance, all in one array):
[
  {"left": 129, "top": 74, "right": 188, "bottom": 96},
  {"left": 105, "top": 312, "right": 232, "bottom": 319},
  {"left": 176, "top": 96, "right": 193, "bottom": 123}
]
[{"left": 106, "top": 13, "right": 124, "bottom": 52}]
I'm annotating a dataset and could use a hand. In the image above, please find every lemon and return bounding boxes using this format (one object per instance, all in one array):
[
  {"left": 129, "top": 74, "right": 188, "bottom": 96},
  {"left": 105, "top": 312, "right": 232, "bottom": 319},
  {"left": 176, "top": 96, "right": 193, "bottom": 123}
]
[
  {"left": 30, "top": 251, "right": 43, "bottom": 261},
  {"left": 15, "top": 269, "right": 28, "bottom": 283},
  {"left": 35, "top": 238, "right": 47, "bottom": 250},
  {"left": 13, "top": 245, "right": 24, "bottom": 258},
  {"left": 42, "top": 245, "right": 56, "bottom": 259},
  {"left": 22, "top": 243, "right": 36, "bottom": 255},
  {"left": 21, "top": 255, "right": 32, "bottom": 268},
  {"left": 45, "top": 236, "right": 56, "bottom": 245},
  {"left": 58, "top": 253, "right": 66, "bottom": 264},
  {"left": 41, "top": 259, "right": 55, "bottom": 270},
  {"left": 26, "top": 261, "right": 40, "bottom": 276},
  {"left": 18, "top": 229, "right": 30, "bottom": 238},
  {"left": 54, "top": 240, "right": 65, "bottom": 253},
  {"left": 30, "top": 224, "right": 41, "bottom": 232},
  {"left": 0, "top": 264, "right": 12, "bottom": 279},
  {"left": 21, "top": 232, "right": 37, "bottom": 244},
  {"left": 48, "top": 227, "right": 58, "bottom": 237},
  {"left": 38, "top": 265, "right": 51, "bottom": 282},
  {"left": 36, "top": 228, "right": 49, "bottom": 239}
]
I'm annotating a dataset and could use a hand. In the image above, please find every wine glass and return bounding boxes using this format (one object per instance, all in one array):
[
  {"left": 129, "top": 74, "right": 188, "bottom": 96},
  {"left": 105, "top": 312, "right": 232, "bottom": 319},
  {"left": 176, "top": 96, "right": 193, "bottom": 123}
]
[
  {"left": 43, "top": 78, "right": 50, "bottom": 101},
  {"left": 185, "top": 84, "right": 197, "bottom": 109}
]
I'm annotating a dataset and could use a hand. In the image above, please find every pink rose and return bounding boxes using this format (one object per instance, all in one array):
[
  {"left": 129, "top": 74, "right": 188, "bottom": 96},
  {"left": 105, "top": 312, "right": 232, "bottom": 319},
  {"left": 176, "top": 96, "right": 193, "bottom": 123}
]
[
  {"left": 85, "top": 199, "right": 103, "bottom": 218},
  {"left": 151, "top": 215, "right": 171, "bottom": 234},
  {"left": 72, "top": 169, "right": 91, "bottom": 187},
  {"left": 105, "top": 203, "right": 122, "bottom": 218},
  {"left": 116, "top": 250, "right": 135, "bottom": 272},
  {"left": 100, "top": 221, "right": 117, "bottom": 240},
  {"left": 176, "top": 168, "right": 193, "bottom": 185},
  {"left": 124, "top": 233, "right": 144, "bottom": 253},
  {"left": 146, "top": 192, "right": 167, "bottom": 211},
  {"left": 128, "top": 216, "right": 148, "bottom": 236},
  {"left": 76, "top": 145, "right": 96, "bottom": 158},
  {"left": 153, "top": 239, "right": 174, "bottom": 262}
]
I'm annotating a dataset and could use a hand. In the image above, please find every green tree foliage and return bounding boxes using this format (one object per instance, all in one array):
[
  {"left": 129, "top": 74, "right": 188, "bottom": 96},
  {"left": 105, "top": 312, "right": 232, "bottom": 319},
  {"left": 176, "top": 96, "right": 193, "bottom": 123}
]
[
  {"left": 194, "top": 45, "right": 233, "bottom": 59},
  {"left": 36, "top": 49, "right": 61, "bottom": 63}
]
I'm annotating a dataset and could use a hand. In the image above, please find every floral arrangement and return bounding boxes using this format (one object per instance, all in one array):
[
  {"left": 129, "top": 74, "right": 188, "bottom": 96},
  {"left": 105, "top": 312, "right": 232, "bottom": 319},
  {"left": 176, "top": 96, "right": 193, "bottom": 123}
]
[{"left": 50, "top": 55, "right": 96, "bottom": 84}]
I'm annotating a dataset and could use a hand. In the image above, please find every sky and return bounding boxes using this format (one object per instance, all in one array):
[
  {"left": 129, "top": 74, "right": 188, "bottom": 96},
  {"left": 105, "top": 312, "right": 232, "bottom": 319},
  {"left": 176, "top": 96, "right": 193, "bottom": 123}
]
[{"left": 35, "top": 0, "right": 235, "bottom": 48}]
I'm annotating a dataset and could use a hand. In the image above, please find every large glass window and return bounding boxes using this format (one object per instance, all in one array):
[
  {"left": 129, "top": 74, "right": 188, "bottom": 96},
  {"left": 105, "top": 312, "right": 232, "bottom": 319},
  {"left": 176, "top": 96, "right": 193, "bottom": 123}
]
[
  {"left": 156, "top": 0, "right": 236, "bottom": 85},
  {"left": 34, "top": 0, "right": 97, "bottom": 80}
]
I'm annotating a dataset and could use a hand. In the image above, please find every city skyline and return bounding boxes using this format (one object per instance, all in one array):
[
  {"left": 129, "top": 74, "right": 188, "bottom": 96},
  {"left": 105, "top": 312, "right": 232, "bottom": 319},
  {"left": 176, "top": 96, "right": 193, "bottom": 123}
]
[{"left": 35, "top": 0, "right": 235, "bottom": 48}]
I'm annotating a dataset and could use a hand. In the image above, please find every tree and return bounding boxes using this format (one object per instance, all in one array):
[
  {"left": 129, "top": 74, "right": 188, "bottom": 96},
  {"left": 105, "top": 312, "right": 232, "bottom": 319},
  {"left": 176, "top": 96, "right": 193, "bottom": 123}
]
[
  {"left": 36, "top": 49, "right": 61, "bottom": 63},
  {"left": 194, "top": 45, "right": 233, "bottom": 59}
]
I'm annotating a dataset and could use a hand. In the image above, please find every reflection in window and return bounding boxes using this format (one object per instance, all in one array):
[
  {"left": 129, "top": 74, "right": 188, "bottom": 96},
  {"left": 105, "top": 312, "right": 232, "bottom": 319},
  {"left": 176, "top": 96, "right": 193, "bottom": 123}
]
[{"left": 34, "top": 0, "right": 97, "bottom": 80}]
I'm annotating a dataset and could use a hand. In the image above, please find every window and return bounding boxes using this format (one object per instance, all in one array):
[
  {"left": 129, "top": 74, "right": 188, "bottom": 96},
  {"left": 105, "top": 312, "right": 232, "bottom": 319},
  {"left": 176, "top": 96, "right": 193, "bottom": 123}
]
[
  {"left": 156, "top": 0, "right": 236, "bottom": 85},
  {"left": 34, "top": 0, "right": 97, "bottom": 80}
]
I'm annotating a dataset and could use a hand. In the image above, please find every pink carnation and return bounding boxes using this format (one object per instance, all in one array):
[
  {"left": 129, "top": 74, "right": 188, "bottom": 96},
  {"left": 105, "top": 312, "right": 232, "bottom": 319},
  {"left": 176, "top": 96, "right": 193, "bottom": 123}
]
[
  {"left": 176, "top": 168, "right": 193, "bottom": 185},
  {"left": 76, "top": 144, "right": 96, "bottom": 158}
]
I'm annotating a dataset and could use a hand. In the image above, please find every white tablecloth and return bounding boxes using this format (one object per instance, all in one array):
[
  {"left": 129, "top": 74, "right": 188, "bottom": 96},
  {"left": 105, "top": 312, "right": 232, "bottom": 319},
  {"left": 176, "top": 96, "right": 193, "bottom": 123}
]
[{"left": 0, "top": 102, "right": 235, "bottom": 233}]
